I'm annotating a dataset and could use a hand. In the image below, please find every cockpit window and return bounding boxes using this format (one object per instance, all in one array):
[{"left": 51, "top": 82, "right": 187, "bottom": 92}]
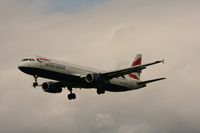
[
  {"left": 21, "top": 58, "right": 35, "bottom": 62},
  {"left": 21, "top": 59, "right": 28, "bottom": 62}
]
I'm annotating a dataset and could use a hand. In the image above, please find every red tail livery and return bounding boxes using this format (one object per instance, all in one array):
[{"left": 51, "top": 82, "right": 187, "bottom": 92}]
[{"left": 129, "top": 54, "right": 142, "bottom": 80}]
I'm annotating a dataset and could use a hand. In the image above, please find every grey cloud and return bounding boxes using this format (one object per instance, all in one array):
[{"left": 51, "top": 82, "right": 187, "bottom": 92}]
[
  {"left": 0, "top": 0, "right": 200, "bottom": 133},
  {"left": 91, "top": 113, "right": 114, "bottom": 128}
]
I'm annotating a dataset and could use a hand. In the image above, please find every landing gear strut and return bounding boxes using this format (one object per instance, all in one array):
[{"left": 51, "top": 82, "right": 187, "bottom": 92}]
[
  {"left": 67, "top": 87, "right": 76, "bottom": 100},
  {"left": 33, "top": 75, "right": 38, "bottom": 88}
]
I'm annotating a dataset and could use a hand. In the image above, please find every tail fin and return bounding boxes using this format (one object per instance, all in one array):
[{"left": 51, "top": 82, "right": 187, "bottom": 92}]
[{"left": 128, "top": 54, "right": 142, "bottom": 80}]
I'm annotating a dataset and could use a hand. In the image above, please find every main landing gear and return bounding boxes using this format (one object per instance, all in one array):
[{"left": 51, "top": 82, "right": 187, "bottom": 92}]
[
  {"left": 97, "top": 88, "right": 105, "bottom": 95},
  {"left": 33, "top": 75, "right": 38, "bottom": 88},
  {"left": 67, "top": 87, "right": 76, "bottom": 100}
]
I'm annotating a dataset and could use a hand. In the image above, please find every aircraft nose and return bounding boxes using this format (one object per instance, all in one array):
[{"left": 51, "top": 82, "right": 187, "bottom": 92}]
[
  {"left": 18, "top": 61, "right": 28, "bottom": 72},
  {"left": 18, "top": 62, "right": 23, "bottom": 71},
  {"left": 18, "top": 62, "right": 30, "bottom": 74},
  {"left": 18, "top": 65, "right": 23, "bottom": 71}
]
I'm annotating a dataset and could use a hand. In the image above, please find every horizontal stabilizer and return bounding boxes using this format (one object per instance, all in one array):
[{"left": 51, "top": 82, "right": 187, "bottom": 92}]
[{"left": 138, "top": 77, "right": 166, "bottom": 85}]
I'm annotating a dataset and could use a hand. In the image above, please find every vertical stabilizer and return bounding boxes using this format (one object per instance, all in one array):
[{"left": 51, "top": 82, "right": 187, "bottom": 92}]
[{"left": 128, "top": 54, "right": 142, "bottom": 80}]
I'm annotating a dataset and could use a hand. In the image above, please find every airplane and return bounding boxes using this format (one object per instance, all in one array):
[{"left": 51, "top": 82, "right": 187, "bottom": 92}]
[{"left": 18, "top": 54, "right": 166, "bottom": 100}]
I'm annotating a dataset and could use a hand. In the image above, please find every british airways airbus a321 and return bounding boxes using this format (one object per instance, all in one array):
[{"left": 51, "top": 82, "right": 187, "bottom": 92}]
[{"left": 18, "top": 54, "right": 166, "bottom": 100}]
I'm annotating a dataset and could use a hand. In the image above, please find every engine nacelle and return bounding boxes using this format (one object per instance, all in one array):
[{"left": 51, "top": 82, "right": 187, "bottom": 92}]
[
  {"left": 42, "top": 82, "right": 62, "bottom": 93},
  {"left": 85, "top": 73, "right": 102, "bottom": 83}
]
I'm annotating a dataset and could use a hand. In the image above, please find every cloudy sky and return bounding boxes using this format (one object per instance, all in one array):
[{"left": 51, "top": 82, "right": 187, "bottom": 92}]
[{"left": 0, "top": 0, "right": 200, "bottom": 133}]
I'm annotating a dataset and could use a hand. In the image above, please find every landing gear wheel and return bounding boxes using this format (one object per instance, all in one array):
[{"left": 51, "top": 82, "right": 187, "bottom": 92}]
[
  {"left": 68, "top": 93, "right": 76, "bottom": 100},
  {"left": 72, "top": 93, "right": 76, "bottom": 99},
  {"left": 97, "top": 89, "right": 101, "bottom": 95},
  {"left": 67, "top": 87, "right": 76, "bottom": 100},
  {"left": 101, "top": 89, "right": 105, "bottom": 94},
  {"left": 33, "top": 82, "right": 38, "bottom": 88},
  {"left": 68, "top": 94, "right": 72, "bottom": 100},
  {"left": 97, "top": 88, "right": 105, "bottom": 95}
]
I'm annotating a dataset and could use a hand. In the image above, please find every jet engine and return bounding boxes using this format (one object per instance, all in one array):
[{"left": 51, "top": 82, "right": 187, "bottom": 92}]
[
  {"left": 85, "top": 73, "right": 103, "bottom": 83},
  {"left": 42, "top": 82, "right": 62, "bottom": 93}
]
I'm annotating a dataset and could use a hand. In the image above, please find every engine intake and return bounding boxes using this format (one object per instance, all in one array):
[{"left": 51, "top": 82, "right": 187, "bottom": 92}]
[
  {"left": 85, "top": 73, "right": 102, "bottom": 83},
  {"left": 42, "top": 82, "right": 62, "bottom": 93}
]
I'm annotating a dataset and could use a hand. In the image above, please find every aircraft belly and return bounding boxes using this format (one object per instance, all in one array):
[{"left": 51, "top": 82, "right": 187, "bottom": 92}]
[
  {"left": 105, "top": 85, "right": 132, "bottom": 92},
  {"left": 19, "top": 66, "right": 80, "bottom": 82},
  {"left": 19, "top": 66, "right": 96, "bottom": 88}
]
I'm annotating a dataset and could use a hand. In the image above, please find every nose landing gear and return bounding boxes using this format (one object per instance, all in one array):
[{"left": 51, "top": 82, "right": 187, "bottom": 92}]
[{"left": 33, "top": 75, "right": 38, "bottom": 88}]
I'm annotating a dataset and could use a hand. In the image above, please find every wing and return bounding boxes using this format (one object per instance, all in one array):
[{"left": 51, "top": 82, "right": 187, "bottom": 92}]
[{"left": 100, "top": 60, "right": 164, "bottom": 80}]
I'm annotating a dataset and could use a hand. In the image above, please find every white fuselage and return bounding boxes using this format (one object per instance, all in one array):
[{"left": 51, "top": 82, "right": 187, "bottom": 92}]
[{"left": 18, "top": 56, "right": 145, "bottom": 92}]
